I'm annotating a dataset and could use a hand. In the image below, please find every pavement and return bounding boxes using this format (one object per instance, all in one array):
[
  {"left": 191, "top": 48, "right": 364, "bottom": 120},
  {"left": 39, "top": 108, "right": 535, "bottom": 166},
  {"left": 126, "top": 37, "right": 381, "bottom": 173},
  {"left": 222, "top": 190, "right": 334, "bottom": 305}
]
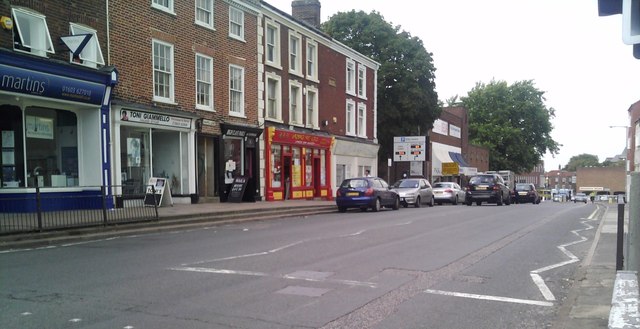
[{"left": 0, "top": 199, "right": 634, "bottom": 328}]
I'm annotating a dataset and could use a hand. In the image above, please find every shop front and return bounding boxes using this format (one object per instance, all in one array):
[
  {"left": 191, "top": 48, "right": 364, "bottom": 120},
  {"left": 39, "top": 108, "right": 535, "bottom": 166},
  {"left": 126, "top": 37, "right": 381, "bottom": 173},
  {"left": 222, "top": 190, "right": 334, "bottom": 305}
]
[
  {"left": 265, "top": 127, "right": 333, "bottom": 201},
  {"left": 218, "top": 123, "right": 262, "bottom": 202},
  {"left": 0, "top": 50, "right": 117, "bottom": 212},
  {"left": 112, "top": 103, "right": 197, "bottom": 204}
]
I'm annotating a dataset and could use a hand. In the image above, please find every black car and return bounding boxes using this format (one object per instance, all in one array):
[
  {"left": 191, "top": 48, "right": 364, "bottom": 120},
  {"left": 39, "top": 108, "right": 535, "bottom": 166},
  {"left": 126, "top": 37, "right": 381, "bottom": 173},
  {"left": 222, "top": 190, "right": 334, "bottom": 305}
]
[
  {"left": 336, "top": 177, "right": 400, "bottom": 212},
  {"left": 465, "top": 173, "right": 511, "bottom": 206},
  {"left": 513, "top": 183, "right": 541, "bottom": 204}
]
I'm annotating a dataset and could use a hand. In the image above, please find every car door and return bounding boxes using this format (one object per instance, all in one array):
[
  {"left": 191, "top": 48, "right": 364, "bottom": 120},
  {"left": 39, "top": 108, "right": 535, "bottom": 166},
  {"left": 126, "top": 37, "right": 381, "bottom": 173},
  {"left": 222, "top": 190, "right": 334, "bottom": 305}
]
[
  {"left": 421, "top": 179, "right": 432, "bottom": 203},
  {"left": 376, "top": 178, "right": 392, "bottom": 204}
]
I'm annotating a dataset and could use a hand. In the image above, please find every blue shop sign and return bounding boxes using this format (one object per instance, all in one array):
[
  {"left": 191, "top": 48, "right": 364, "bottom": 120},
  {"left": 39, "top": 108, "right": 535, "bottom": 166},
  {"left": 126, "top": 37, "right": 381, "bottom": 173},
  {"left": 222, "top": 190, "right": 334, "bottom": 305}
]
[{"left": 0, "top": 64, "right": 106, "bottom": 105}]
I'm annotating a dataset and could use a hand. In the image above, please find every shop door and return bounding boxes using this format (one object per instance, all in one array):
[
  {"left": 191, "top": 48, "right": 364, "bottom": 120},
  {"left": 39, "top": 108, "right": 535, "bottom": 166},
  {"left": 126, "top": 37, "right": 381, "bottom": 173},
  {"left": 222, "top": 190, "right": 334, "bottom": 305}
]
[
  {"left": 283, "top": 156, "right": 291, "bottom": 199},
  {"left": 197, "top": 136, "right": 215, "bottom": 198},
  {"left": 313, "top": 157, "right": 321, "bottom": 197}
]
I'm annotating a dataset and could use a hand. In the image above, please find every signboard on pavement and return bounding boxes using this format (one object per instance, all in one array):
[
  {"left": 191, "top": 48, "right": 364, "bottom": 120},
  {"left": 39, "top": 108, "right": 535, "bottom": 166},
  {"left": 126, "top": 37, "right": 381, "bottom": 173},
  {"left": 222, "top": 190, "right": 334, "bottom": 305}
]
[{"left": 393, "top": 136, "right": 426, "bottom": 162}]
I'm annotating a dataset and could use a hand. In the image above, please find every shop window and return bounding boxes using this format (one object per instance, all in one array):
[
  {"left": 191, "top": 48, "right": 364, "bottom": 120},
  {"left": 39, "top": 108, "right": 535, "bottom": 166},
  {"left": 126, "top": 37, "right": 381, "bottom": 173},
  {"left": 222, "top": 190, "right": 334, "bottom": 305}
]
[
  {"left": 120, "top": 126, "right": 150, "bottom": 194},
  {"left": 306, "top": 40, "right": 318, "bottom": 81},
  {"left": 224, "top": 137, "right": 243, "bottom": 184},
  {"left": 25, "top": 108, "right": 78, "bottom": 188},
  {"left": 69, "top": 23, "right": 105, "bottom": 68},
  {"left": 292, "top": 147, "right": 301, "bottom": 187},
  {"left": 320, "top": 150, "right": 326, "bottom": 185},
  {"left": 336, "top": 164, "right": 345, "bottom": 187},
  {"left": 12, "top": 7, "right": 54, "bottom": 57},
  {"left": 346, "top": 100, "right": 356, "bottom": 136},
  {"left": 196, "top": 53, "right": 214, "bottom": 111},
  {"left": 152, "top": 0, "right": 174, "bottom": 14},
  {"left": 265, "top": 21, "right": 280, "bottom": 67},
  {"left": 346, "top": 58, "right": 356, "bottom": 95},
  {"left": 153, "top": 39, "right": 174, "bottom": 103},
  {"left": 305, "top": 150, "right": 312, "bottom": 187},
  {"left": 289, "top": 32, "right": 302, "bottom": 76},
  {"left": 1, "top": 106, "right": 24, "bottom": 188},
  {"left": 195, "top": 0, "right": 214, "bottom": 29},
  {"left": 358, "top": 165, "right": 371, "bottom": 177},
  {"left": 290, "top": 82, "right": 302, "bottom": 125},
  {"left": 306, "top": 87, "right": 318, "bottom": 129},
  {"left": 229, "top": 6, "right": 244, "bottom": 41},
  {"left": 266, "top": 73, "right": 281, "bottom": 121},
  {"left": 229, "top": 65, "right": 245, "bottom": 117},
  {"left": 271, "top": 145, "right": 282, "bottom": 187}
]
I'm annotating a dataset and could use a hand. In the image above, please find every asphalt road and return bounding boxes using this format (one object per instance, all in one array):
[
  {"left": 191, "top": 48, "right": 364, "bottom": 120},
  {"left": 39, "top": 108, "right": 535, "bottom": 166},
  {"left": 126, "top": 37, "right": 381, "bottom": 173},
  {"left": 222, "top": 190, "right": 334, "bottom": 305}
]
[{"left": 0, "top": 201, "right": 598, "bottom": 329}]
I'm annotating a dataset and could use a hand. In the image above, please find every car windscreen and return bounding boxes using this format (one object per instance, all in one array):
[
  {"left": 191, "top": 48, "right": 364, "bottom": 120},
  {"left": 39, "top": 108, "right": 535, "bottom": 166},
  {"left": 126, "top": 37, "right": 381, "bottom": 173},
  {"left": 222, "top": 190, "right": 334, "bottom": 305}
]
[
  {"left": 469, "top": 176, "right": 493, "bottom": 184},
  {"left": 341, "top": 179, "right": 368, "bottom": 188},
  {"left": 515, "top": 184, "right": 530, "bottom": 191},
  {"left": 433, "top": 183, "right": 451, "bottom": 188},
  {"left": 393, "top": 179, "right": 419, "bottom": 188}
]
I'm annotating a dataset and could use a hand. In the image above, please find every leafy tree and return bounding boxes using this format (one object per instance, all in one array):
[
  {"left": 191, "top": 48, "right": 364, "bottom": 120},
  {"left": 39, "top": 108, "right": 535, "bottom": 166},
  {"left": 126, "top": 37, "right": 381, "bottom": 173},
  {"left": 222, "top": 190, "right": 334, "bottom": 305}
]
[
  {"left": 564, "top": 154, "right": 600, "bottom": 171},
  {"left": 462, "top": 80, "right": 560, "bottom": 173},
  {"left": 322, "top": 11, "right": 440, "bottom": 166}
]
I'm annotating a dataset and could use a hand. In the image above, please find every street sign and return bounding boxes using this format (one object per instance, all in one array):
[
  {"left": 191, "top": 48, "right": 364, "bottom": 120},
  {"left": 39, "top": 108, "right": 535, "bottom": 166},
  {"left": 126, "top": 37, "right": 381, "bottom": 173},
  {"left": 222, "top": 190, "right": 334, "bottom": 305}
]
[
  {"left": 393, "top": 136, "right": 426, "bottom": 162},
  {"left": 442, "top": 162, "right": 459, "bottom": 176}
]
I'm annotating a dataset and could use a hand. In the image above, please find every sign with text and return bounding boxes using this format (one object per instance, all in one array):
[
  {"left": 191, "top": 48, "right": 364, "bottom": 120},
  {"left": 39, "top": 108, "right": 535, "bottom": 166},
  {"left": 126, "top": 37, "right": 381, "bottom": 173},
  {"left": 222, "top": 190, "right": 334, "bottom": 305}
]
[
  {"left": 120, "top": 109, "right": 192, "bottom": 129},
  {"left": 393, "top": 136, "right": 426, "bottom": 162}
]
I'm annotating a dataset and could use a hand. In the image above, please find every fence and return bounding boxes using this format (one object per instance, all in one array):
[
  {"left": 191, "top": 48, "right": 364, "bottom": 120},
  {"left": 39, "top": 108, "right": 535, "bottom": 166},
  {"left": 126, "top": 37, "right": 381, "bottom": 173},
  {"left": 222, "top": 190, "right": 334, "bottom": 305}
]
[{"left": 0, "top": 185, "right": 158, "bottom": 235}]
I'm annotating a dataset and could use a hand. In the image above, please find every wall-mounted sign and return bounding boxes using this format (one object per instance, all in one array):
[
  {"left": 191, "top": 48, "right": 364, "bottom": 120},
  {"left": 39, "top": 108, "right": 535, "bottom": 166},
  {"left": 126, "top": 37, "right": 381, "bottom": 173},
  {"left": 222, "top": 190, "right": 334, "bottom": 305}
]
[
  {"left": 432, "top": 119, "right": 448, "bottom": 136},
  {"left": 393, "top": 136, "right": 426, "bottom": 162},
  {"left": 120, "top": 109, "right": 191, "bottom": 129},
  {"left": 449, "top": 124, "right": 461, "bottom": 139}
]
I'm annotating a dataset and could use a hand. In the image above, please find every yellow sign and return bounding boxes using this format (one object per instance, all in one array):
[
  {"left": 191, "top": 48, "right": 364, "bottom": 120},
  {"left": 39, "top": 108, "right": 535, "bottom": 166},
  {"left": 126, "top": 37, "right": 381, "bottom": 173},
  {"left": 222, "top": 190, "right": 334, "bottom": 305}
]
[{"left": 442, "top": 162, "right": 459, "bottom": 176}]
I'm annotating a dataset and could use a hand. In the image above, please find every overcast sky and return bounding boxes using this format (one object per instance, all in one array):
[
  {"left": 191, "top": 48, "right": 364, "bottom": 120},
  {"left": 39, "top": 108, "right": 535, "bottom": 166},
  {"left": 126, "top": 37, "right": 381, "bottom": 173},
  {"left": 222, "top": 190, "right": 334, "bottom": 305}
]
[{"left": 267, "top": 0, "right": 640, "bottom": 171}]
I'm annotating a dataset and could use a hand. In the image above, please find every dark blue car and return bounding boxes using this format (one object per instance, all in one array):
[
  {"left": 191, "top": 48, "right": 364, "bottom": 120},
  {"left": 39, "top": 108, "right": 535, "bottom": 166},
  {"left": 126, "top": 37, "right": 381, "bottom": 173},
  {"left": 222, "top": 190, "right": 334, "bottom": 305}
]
[{"left": 336, "top": 177, "right": 400, "bottom": 212}]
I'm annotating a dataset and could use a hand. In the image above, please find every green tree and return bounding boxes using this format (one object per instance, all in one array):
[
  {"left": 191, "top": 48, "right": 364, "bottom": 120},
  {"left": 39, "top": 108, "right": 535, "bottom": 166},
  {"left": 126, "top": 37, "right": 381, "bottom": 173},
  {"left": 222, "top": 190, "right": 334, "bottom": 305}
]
[
  {"left": 462, "top": 80, "right": 560, "bottom": 173},
  {"left": 564, "top": 154, "right": 600, "bottom": 171},
  {"left": 322, "top": 11, "right": 440, "bottom": 165}
]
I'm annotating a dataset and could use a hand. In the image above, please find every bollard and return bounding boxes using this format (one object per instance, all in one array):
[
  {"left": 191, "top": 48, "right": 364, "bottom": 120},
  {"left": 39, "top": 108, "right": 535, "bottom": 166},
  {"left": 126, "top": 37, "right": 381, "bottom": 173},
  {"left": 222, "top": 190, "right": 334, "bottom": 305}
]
[{"left": 617, "top": 195, "right": 625, "bottom": 270}]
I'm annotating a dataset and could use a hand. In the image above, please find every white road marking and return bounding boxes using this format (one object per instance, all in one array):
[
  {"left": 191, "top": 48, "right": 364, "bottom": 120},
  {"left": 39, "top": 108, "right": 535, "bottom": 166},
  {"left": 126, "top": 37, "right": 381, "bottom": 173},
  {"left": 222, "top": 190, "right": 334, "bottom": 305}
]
[
  {"left": 69, "top": 318, "right": 82, "bottom": 323},
  {"left": 424, "top": 289, "right": 554, "bottom": 307},
  {"left": 21, "top": 312, "right": 32, "bottom": 316},
  {"left": 170, "top": 267, "right": 269, "bottom": 277}
]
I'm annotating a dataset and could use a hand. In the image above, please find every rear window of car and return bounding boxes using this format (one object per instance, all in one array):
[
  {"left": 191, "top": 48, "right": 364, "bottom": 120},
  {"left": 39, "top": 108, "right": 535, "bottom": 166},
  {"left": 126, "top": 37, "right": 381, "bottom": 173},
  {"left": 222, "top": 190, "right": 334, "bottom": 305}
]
[
  {"left": 341, "top": 179, "right": 369, "bottom": 188},
  {"left": 515, "top": 184, "right": 530, "bottom": 191},
  {"left": 394, "top": 179, "right": 420, "bottom": 188},
  {"left": 470, "top": 175, "right": 494, "bottom": 184}
]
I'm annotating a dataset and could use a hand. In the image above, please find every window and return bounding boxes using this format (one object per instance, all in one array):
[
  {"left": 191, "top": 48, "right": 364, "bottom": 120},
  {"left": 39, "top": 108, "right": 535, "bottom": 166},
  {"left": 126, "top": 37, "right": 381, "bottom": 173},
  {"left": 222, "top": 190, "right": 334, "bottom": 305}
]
[
  {"left": 289, "top": 32, "right": 301, "bottom": 75},
  {"left": 346, "top": 59, "right": 356, "bottom": 95},
  {"left": 265, "top": 22, "right": 280, "bottom": 67},
  {"left": 289, "top": 82, "right": 302, "bottom": 125},
  {"left": 229, "top": 65, "right": 244, "bottom": 116},
  {"left": 153, "top": 40, "right": 174, "bottom": 103},
  {"left": 152, "top": 0, "right": 174, "bottom": 13},
  {"left": 357, "top": 103, "right": 366, "bottom": 137},
  {"left": 306, "top": 40, "right": 318, "bottom": 80},
  {"left": 196, "top": 54, "right": 213, "bottom": 111},
  {"left": 229, "top": 7, "right": 244, "bottom": 40},
  {"left": 346, "top": 99, "right": 356, "bottom": 135},
  {"left": 266, "top": 74, "right": 281, "bottom": 121},
  {"left": 69, "top": 23, "right": 105, "bottom": 68},
  {"left": 306, "top": 87, "right": 318, "bottom": 129},
  {"left": 357, "top": 64, "right": 366, "bottom": 98},
  {"left": 12, "top": 7, "right": 54, "bottom": 57},
  {"left": 195, "top": 0, "right": 214, "bottom": 28}
]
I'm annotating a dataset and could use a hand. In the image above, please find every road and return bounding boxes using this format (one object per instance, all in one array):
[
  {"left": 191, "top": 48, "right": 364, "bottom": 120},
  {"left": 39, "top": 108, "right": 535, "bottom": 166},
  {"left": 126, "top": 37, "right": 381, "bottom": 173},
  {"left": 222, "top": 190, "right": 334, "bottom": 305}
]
[{"left": 0, "top": 201, "right": 599, "bottom": 329}]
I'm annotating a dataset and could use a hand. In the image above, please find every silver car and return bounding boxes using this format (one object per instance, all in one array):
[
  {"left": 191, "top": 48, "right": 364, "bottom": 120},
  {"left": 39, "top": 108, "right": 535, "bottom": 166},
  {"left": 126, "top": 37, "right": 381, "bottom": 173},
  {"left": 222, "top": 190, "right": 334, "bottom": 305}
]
[
  {"left": 391, "top": 178, "right": 434, "bottom": 208},
  {"left": 432, "top": 182, "right": 465, "bottom": 205}
]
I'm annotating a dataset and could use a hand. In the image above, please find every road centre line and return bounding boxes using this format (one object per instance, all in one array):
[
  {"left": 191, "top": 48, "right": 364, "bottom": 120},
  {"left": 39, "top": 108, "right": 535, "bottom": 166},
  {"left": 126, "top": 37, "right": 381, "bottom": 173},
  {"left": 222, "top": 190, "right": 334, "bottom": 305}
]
[{"left": 424, "top": 289, "right": 554, "bottom": 307}]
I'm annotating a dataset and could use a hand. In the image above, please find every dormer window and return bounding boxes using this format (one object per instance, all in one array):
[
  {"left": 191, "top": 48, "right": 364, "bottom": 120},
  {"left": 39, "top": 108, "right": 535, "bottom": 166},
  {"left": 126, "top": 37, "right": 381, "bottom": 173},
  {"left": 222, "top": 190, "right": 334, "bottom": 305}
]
[
  {"left": 69, "top": 23, "right": 105, "bottom": 68},
  {"left": 12, "top": 7, "right": 54, "bottom": 57}
]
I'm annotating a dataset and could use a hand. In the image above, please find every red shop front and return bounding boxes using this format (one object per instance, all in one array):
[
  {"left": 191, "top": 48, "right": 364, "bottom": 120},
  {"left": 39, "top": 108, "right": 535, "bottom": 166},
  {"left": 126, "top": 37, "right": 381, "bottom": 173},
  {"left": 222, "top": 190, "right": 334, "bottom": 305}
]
[{"left": 265, "top": 127, "right": 334, "bottom": 201}]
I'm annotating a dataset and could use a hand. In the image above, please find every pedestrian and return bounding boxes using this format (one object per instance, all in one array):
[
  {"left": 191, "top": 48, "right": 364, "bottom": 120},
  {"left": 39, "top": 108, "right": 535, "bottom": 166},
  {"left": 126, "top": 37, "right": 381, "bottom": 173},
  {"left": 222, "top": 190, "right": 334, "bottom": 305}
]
[{"left": 365, "top": 169, "right": 371, "bottom": 177}]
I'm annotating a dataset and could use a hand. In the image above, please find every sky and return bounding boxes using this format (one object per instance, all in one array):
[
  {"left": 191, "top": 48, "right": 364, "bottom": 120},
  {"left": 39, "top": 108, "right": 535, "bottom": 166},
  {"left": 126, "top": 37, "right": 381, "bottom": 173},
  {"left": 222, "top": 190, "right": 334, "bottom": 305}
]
[{"left": 267, "top": 0, "right": 640, "bottom": 171}]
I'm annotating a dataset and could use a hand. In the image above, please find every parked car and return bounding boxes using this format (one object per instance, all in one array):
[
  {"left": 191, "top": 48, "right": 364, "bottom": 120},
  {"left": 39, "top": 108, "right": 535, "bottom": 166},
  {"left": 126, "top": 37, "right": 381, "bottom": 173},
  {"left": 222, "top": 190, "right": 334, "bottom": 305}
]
[
  {"left": 465, "top": 173, "right": 511, "bottom": 206},
  {"left": 574, "top": 192, "right": 589, "bottom": 203},
  {"left": 513, "top": 183, "right": 541, "bottom": 204},
  {"left": 391, "top": 178, "right": 434, "bottom": 208},
  {"left": 336, "top": 177, "right": 400, "bottom": 212},
  {"left": 432, "top": 182, "right": 465, "bottom": 205}
]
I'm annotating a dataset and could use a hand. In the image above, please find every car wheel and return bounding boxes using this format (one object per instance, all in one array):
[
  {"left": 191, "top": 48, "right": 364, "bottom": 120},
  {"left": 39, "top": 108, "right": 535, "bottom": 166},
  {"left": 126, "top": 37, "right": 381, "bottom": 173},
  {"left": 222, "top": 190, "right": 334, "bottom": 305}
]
[
  {"left": 415, "top": 196, "right": 421, "bottom": 208},
  {"left": 497, "top": 194, "right": 503, "bottom": 206},
  {"left": 466, "top": 199, "right": 473, "bottom": 206},
  {"left": 476, "top": 201, "right": 482, "bottom": 206},
  {"left": 372, "top": 198, "right": 381, "bottom": 212},
  {"left": 452, "top": 196, "right": 458, "bottom": 205},
  {"left": 338, "top": 206, "right": 347, "bottom": 213},
  {"left": 505, "top": 194, "right": 511, "bottom": 205},
  {"left": 392, "top": 197, "right": 400, "bottom": 210},
  {"left": 429, "top": 196, "right": 435, "bottom": 207}
]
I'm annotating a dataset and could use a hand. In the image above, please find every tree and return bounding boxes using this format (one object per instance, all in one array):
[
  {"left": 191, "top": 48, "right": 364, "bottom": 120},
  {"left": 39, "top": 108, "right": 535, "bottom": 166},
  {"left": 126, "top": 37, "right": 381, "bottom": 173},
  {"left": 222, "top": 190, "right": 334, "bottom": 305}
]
[
  {"left": 564, "top": 154, "right": 600, "bottom": 171},
  {"left": 322, "top": 11, "right": 440, "bottom": 167},
  {"left": 462, "top": 80, "right": 560, "bottom": 173}
]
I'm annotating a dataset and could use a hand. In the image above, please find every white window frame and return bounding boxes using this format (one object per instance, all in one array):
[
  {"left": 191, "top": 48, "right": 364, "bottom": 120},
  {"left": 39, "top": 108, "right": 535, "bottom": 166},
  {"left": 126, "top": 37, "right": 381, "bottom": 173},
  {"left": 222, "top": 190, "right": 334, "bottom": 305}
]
[
  {"left": 306, "top": 86, "right": 319, "bottom": 129},
  {"left": 306, "top": 40, "right": 318, "bottom": 81},
  {"left": 289, "top": 32, "right": 302, "bottom": 76},
  {"left": 12, "top": 7, "right": 54, "bottom": 57},
  {"left": 195, "top": 0, "right": 214, "bottom": 29},
  {"left": 357, "top": 103, "right": 367, "bottom": 137},
  {"left": 346, "top": 58, "right": 356, "bottom": 95},
  {"left": 289, "top": 80, "right": 303, "bottom": 125},
  {"left": 265, "top": 21, "right": 281, "bottom": 68},
  {"left": 152, "top": 39, "right": 175, "bottom": 103},
  {"left": 69, "top": 23, "right": 105, "bottom": 68},
  {"left": 195, "top": 53, "right": 214, "bottom": 111},
  {"left": 346, "top": 99, "right": 356, "bottom": 136},
  {"left": 265, "top": 73, "right": 282, "bottom": 122},
  {"left": 229, "top": 6, "right": 244, "bottom": 41},
  {"left": 152, "top": 0, "right": 174, "bottom": 14},
  {"left": 229, "top": 64, "right": 245, "bottom": 117},
  {"left": 357, "top": 64, "right": 367, "bottom": 99}
]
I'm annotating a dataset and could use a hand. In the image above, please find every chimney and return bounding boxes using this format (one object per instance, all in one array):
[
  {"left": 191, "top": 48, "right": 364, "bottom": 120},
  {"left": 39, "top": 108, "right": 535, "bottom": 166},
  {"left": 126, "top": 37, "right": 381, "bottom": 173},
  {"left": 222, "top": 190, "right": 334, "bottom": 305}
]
[{"left": 291, "top": 0, "right": 321, "bottom": 28}]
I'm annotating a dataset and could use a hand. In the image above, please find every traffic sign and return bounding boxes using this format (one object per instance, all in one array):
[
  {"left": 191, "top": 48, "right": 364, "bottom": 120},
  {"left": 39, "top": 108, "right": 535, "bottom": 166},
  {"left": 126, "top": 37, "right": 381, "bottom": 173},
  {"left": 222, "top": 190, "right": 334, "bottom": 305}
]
[{"left": 394, "top": 136, "right": 426, "bottom": 162}]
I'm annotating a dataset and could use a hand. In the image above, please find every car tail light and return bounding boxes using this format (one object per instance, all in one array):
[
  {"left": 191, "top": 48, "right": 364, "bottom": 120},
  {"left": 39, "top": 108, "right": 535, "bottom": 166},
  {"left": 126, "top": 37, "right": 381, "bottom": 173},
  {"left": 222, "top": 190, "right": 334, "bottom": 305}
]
[
  {"left": 445, "top": 189, "right": 453, "bottom": 193},
  {"left": 364, "top": 188, "right": 374, "bottom": 196},
  {"left": 493, "top": 185, "right": 501, "bottom": 191}
]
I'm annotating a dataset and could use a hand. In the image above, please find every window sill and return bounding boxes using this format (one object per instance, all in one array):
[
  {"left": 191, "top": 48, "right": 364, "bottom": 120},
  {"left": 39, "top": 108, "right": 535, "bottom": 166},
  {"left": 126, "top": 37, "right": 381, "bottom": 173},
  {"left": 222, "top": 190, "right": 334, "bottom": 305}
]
[{"left": 229, "top": 112, "right": 246, "bottom": 119}]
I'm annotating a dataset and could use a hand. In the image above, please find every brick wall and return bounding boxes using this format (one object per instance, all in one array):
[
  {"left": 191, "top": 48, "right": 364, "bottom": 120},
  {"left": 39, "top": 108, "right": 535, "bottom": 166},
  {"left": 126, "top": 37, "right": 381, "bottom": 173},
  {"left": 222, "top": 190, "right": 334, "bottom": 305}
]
[{"left": 577, "top": 166, "right": 626, "bottom": 193}]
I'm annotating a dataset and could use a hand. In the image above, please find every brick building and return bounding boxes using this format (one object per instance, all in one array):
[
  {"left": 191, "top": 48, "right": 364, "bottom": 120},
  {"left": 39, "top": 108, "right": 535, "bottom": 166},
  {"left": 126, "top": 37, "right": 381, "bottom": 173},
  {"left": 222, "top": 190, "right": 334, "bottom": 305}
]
[
  {"left": 514, "top": 162, "right": 545, "bottom": 188},
  {"left": 576, "top": 166, "right": 626, "bottom": 194},
  {"left": 629, "top": 100, "right": 640, "bottom": 172},
  {"left": 545, "top": 169, "right": 576, "bottom": 192},
  {"left": 0, "top": 1, "right": 118, "bottom": 210}
]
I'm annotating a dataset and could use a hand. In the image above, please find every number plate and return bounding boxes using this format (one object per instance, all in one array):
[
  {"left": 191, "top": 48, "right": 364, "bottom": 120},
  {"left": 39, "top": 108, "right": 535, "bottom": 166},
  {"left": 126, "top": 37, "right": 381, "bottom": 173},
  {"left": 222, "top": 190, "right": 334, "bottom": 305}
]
[
  {"left": 475, "top": 186, "right": 487, "bottom": 190},
  {"left": 347, "top": 192, "right": 359, "bottom": 196},
  {"left": 518, "top": 192, "right": 527, "bottom": 195}
]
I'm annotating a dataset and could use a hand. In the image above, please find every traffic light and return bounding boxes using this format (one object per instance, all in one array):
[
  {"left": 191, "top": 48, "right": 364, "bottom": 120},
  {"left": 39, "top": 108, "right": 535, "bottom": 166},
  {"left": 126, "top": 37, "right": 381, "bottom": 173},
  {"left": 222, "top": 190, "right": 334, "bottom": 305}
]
[{"left": 598, "top": 0, "right": 640, "bottom": 58}]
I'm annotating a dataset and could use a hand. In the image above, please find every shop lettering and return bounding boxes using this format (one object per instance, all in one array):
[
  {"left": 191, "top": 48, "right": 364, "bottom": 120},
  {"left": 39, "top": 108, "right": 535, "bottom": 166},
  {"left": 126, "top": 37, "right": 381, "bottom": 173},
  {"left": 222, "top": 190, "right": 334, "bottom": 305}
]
[
  {"left": 61, "top": 85, "right": 92, "bottom": 97},
  {"left": 1, "top": 74, "right": 46, "bottom": 94},
  {"left": 226, "top": 129, "right": 246, "bottom": 137}
]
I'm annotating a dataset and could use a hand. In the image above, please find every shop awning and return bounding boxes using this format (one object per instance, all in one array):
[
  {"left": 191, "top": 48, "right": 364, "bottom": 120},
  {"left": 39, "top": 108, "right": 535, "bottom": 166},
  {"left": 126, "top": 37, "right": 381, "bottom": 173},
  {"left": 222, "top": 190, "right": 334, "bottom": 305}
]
[{"left": 448, "top": 152, "right": 477, "bottom": 176}]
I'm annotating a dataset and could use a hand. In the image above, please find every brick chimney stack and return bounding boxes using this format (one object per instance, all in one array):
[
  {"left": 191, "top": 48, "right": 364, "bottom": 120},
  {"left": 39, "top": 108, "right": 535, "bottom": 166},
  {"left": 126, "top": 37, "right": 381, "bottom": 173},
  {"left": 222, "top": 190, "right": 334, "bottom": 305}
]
[{"left": 291, "top": 0, "right": 321, "bottom": 28}]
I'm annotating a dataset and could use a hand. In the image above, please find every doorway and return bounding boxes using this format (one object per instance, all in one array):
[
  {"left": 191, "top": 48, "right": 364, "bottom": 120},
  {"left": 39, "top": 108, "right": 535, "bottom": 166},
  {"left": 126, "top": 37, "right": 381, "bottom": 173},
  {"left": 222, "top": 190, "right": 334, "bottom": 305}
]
[
  {"left": 313, "top": 157, "right": 321, "bottom": 197},
  {"left": 283, "top": 156, "right": 291, "bottom": 199}
]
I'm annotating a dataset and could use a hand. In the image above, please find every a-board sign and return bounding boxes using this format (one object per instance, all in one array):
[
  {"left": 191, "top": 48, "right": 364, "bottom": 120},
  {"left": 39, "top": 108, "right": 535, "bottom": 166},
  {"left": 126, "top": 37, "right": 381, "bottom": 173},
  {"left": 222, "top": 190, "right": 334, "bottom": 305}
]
[
  {"left": 144, "top": 177, "right": 173, "bottom": 207},
  {"left": 227, "top": 176, "right": 248, "bottom": 203}
]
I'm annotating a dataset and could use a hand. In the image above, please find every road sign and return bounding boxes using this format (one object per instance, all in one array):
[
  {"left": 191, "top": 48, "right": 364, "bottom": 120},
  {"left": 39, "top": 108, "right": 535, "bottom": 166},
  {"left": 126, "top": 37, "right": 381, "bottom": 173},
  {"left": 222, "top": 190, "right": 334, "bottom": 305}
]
[{"left": 393, "top": 136, "right": 426, "bottom": 162}]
